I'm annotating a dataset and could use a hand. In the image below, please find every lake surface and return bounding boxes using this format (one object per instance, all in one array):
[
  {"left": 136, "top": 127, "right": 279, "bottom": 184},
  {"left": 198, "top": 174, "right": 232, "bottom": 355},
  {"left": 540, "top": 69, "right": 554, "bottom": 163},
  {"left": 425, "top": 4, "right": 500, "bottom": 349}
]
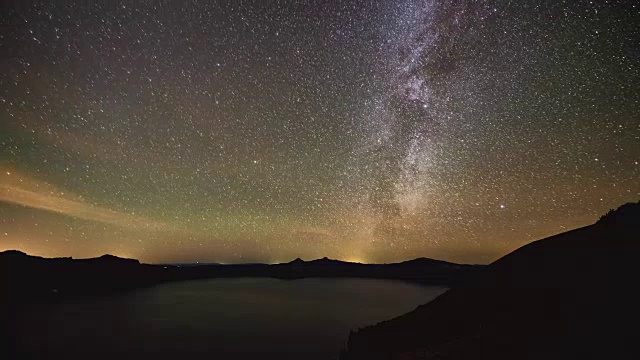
[{"left": 13, "top": 278, "right": 447, "bottom": 359}]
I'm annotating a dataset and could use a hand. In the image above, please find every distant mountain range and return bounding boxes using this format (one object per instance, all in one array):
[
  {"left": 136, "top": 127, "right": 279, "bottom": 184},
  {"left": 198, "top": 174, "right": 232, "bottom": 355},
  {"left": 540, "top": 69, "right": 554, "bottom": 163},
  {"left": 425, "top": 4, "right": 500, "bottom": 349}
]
[
  {"left": 0, "top": 250, "right": 480, "bottom": 308},
  {"left": 4, "top": 202, "right": 638, "bottom": 359},
  {"left": 340, "top": 202, "right": 640, "bottom": 359}
]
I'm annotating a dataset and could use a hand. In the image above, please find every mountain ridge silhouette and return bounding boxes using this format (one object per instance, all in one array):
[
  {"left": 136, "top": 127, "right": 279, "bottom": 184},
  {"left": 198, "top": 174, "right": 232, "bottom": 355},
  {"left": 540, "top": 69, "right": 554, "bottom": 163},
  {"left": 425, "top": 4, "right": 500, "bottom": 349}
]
[{"left": 0, "top": 250, "right": 480, "bottom": 308}]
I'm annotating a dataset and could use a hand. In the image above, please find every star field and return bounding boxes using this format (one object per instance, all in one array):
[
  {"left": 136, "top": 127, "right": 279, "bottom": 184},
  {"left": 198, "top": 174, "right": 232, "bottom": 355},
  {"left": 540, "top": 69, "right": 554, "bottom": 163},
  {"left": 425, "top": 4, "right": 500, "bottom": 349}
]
[{"left": 1, "top": 0, "right": 639, "bottom": 264}]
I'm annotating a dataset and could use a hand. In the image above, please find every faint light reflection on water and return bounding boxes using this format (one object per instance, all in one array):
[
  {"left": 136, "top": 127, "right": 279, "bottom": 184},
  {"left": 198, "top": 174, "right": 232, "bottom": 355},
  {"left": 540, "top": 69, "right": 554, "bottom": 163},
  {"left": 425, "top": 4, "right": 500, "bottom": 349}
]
[{"left": 14, "top": 278, "right": 446, "bottom": 359}]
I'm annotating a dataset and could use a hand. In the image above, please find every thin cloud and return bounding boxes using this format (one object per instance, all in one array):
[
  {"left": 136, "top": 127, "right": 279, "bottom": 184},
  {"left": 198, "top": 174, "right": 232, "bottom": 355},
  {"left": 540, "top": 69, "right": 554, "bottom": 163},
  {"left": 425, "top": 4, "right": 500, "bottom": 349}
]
[
  {"left": 0, "top": 165, "right": 166, "bottom": 230},
  {"left": 290, "top": 225, "right": 334, "bottom": 241}
]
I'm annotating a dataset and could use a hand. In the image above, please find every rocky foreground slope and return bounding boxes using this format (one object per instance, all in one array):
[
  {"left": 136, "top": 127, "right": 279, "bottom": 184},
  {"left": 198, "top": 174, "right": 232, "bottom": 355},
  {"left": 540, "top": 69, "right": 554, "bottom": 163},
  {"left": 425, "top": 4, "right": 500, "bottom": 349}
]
[{"left": 340, "top": 202, "right": 640, "bottom": 359}]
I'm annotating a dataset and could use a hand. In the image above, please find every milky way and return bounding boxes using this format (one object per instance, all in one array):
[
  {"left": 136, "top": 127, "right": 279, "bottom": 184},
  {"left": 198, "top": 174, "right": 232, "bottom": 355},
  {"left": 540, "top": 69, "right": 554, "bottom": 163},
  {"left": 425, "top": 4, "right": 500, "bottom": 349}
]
[{"left": 1, "top": 1, "right": 639, "bottom": 264}]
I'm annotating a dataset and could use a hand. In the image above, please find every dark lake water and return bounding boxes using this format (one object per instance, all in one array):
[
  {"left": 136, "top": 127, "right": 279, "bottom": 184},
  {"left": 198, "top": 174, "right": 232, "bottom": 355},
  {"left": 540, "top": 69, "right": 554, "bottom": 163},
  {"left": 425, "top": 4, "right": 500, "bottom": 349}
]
[{"left": 13, "top": 278, "right": 447, "bottom": 359}]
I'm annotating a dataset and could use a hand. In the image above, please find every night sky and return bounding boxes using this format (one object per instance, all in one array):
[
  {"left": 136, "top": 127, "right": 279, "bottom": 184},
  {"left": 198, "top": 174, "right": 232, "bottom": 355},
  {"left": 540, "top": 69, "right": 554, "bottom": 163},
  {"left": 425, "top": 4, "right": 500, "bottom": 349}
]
[{"left": 1, "top": 1, "right": 638, "bottom": 264}]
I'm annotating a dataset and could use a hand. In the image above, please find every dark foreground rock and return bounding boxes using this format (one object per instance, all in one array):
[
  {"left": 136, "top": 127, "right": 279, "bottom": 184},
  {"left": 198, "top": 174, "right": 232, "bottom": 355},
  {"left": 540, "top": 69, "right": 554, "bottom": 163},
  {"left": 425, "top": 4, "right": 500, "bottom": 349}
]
[{"left": 340, "top": 202, "right": 640, "bottom": 359}]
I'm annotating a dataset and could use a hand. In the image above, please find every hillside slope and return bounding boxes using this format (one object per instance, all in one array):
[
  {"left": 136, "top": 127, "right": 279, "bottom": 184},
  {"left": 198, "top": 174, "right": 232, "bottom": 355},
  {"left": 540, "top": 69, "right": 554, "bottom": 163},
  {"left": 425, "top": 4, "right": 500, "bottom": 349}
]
[{"left": 341, "top": 202, "right": 640, "bottom": 359}]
